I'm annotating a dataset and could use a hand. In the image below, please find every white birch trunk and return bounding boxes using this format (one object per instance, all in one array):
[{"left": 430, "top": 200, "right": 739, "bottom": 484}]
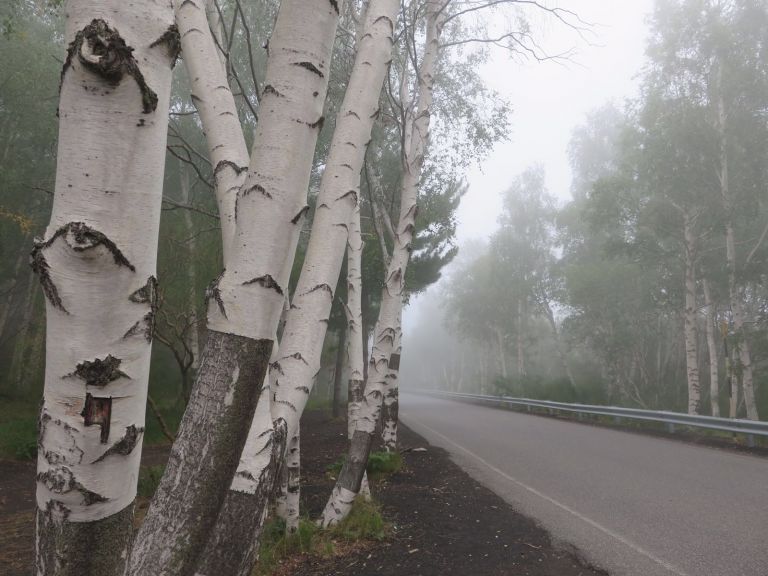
[
  {"left": 275, "top": 426, "right": 301, "bottom": 533},
  {"left": 321, "top": 0, "right": 442, "bottom": 527},
  {"left": 495, "top": 326, "right": 508, "bottom": 380},
  {"left": 345, "top": 204, "right": 372, "bottom": 498},
  {"left": 381, "top": 307, "right": 401, "bottom": 453},
  {"left": 716, "top": 70, "right": 758, "bottom": 420},
  {"left": 702, "top": 278, "right": 721, "bottom": 417},
  {"left": 683, "top": 213, "right": 701, "bottom": 415},
  {"left": 269, "top": 0, "right": 399, "bottom": 443},
  {"left": 128, "top": 3, "right": 339, "bottom": 575},
  {"left": 175, "top": 0, "right": 249, "bottom": 261},
  {"left": 34, "top": 2, "right": 175, "bottom": 574}
]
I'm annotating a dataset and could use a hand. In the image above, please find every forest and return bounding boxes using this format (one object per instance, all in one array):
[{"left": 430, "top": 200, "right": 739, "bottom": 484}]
[
  {"left": 406, "top": 0, "right": 768, "bottom": 420},
  {"left": 0, "top": 0, "right": 766, "bottom": 575}
]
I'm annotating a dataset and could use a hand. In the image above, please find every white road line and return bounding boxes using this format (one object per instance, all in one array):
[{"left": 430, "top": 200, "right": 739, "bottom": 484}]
[{"left": 401, "top": 412, "right": 689, "bottom": 576}]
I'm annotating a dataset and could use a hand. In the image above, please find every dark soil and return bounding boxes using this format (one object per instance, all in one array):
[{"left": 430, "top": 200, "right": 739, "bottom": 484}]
[
  {"left": 287, "top": 411, "right": 605, "bottom": 576},
  {"left": 0, "top": 411, "right": 606, "bottom": 576}
]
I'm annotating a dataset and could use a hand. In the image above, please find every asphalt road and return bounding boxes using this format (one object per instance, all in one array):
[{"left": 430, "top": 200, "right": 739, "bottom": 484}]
[{"left": 399, "top": 392, "right": 768, "bottom": 576}]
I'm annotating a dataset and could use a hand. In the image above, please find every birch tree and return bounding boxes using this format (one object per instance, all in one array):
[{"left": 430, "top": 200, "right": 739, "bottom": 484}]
[
  {"left": 321, "top": 0, "right": 443, "bottom": 526},
  {"left": 33, "top": 1, "right": 176, "bottom": 574},
  {"left": 127, "top": 1, "right": 341, "bottom": 574}
]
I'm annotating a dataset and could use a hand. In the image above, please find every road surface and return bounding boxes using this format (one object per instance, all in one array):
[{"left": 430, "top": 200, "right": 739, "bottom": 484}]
[{"left": 400, "top": 391, "right": 768, "bottom": 576}]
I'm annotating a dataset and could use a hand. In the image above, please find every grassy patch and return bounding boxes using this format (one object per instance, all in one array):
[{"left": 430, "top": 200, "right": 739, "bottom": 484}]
[
  {"left": 326, "top": 450, "right": 403, "bottom": 481},
  {"left": 255, "top": 498, "right": 388, "bottom": 575}
]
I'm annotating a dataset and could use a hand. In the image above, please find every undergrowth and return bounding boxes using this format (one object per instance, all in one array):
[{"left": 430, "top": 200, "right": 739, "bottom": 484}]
[
  {"left": 326, "top": 450, "right": 403, "bottom": 481},
  {"left": 255, "top": 498, "right": 387, "bottom": 575}
]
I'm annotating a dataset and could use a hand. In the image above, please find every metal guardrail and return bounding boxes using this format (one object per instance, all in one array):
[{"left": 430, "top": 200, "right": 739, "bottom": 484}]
[{"left": 415, "top": 390, "right": 768, "bottom": 447}]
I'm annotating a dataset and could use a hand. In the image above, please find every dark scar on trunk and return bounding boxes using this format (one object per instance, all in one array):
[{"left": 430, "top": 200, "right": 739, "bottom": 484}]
[
  {"left": 31, "top": 222, "right": 135, "bottom": 312},
  {"left": 329, "top": 0, "right": 340, "bottom": 14},
  {"left": 242, "top": 274, "right": 284, "bottom": 295},
  {"left": 92, "top": 425, "right": 144, "bottom": 463},
  {"left": 291, "top": 205, "right": 310, "bottom": 225},
  {"left": 205, "top": 269, "right": 227, "bottom": 318},
  {"left": 263, "top": 84, "right": 283, "bottom": 98},
  {"left": 37, "top": 468, "right": 108, "bottom": 505},
  {"left": 81, "top": 394, "right": 112, "bottom": 444},
  {"left": 149, "top": 24, "right": 181, "bottom": 68},
  {"left": 124, "top": 276, "right": 158, "bottom": 341},
  {"left": 293, "top": 61, "right": 324, "bottom": 78},
  {"left": 336, "top": 190, "right": 358, "bottom": 204},
  {"left": 62, "top": 19, "right": 158, "bottom": 113},
  {"left": 69, "top": 355, "right": 129, "bottom": 387},
  {"left": 300, "top": 283, "right": 334, "bottom": 298},
  {"left": 242, "top": 183, "right": 272, "bottom": 199}
]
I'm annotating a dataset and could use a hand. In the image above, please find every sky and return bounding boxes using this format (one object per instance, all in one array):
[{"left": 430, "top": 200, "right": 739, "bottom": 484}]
[
  {"left": 457, "top": 0, "right": 656, "bottom": 243},
  {"left": 406, "top": 0, "right": 656, "bottom": 330}
]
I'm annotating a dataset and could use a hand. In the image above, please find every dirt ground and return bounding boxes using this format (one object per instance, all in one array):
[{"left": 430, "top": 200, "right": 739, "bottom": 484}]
[{"left": 0, "top": 411, "right": 606, "bottom": 576}]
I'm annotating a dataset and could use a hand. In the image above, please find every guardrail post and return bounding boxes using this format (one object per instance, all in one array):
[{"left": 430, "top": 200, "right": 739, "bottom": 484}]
[
  {"left": 667, "top": 422, "right": 676, "bottom": 434},
  {"left": 747, "top": 434, "right": 756, "bottom": 448},
  {"left": 614, "top": 416, "right": 622, "bottom": 425},
  {"left": 526, "top": 405, "right": 531, "bottom": 413},
  {"left": 577, "top": 412, "right": 583, "bottom": 422}
]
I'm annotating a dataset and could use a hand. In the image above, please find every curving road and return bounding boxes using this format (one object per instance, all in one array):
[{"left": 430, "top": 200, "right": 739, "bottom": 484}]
[{"left": 399, "top": 391, "right": 768, "bottom": 576}]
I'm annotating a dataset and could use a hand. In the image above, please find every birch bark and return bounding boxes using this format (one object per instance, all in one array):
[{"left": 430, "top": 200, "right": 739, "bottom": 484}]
[
  {"left": 381, "top": 308, "right": 401, "bottom": 452},
  {"left": 716, "top": 70, "right": 758, "bottom": 420},
  {"left": 682, "top": 212, "right": 701, "bottom": 415},
  {"left": 321, "top": 0, "right": 442, "bottom": 526},
  {"left": 128, "top": 2, "right": 339, "bottom": 575},
  {"left": 702, "top": 278, "right": 720, "bottom": 417},
  {"left": 33, "top": 2, "right": 175, "bottom": 574},
  {"left": 345, "top": 203, "right": 372, "bottom": 497}
]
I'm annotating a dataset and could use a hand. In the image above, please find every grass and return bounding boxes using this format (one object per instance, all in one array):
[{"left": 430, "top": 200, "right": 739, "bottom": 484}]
[
  {"left": 255, "top": 498, "right": 388, "bottom": 575},
  {"left": 326, "top": 450, "right": 403, "bottom": 481}
]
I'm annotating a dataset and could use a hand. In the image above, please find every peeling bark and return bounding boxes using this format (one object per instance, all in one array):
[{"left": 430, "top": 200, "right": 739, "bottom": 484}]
[
  {"left": 130, "top": 2, "right": 342, "bottom": 574},
  {"left": 275, "top": 426, "right": 301, "bottom": 533},
  {"left": 174, "top": 0, "right": 249, "bottom": 261},
  {"left": 702, "top": 279, "right": 720, "bottom": 417},
  {"left": 683, "top": 212, "right": 701, "bottom": 415},
  {"left": 35, "top": 1, "right": 174, "bottom": 574},
  {"left": 321, "top": 0, "right": 442, "bottom": 527},
  {"left": 381, "top": 310, "right": 401, "bottom": 453}
]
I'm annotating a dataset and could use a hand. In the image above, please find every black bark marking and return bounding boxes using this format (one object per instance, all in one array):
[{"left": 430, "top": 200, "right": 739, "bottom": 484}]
[
  {"left": 125, "top": 276, "right": 158, "bottom": 341},
  {"left": 290, "top": 205, "right": 310, "bottom": 225},
  {"left": 369, "top": 108, "right": 380, "bottom": 119},
  {"left": 31, "top": 222, "right": 136, "bottom": 312},
  {"left": 71, "top": 355, "right": 129, "bottom": 387},
  {"left": 340, "top": 163, "right": 354, "bottom": 171},
  {"left": 30, "top": 242, "right": 66, "bottom": 313},
  {"left": 81, "top": 394, "right": 112, "bottom": 444},
  {"left": 149, "top": 24, "right": 181, "bottom": 67},
  {"left": 263, "top": 84, "right": 283, "bottom": 98},
  {"left": 62, "top": 19, "right": 158, "bottom": 113},
  {"left": 293, "top": 61, "right": 324, "bottom": 78},
  {"left": 274, "top": 398, "right": 297, "bottom": 412},
  {"left": 334, "top": 222, "right": 349, "bottom": 232},
  {"left": 213, "top": 160, "right": 247, "bottom": 184},
  {"left": 92, "top": 425, "right": 144, "bottom": 463},
  {"left": 300, "top": 283, "right": 334, "bottom": 298},
  {"left": 344, "top": 141, "right": 357, "bottom": 148},
  {"left": 242, "top": 274, "right": 284, "bottom": 296},
  {"left": 191, "top": 93, "right": 204, "bottom": 104},
  {"left": 294, "top": 386, "right": 310, "bottom": 394},
  {"left": 205, "top": 269, "right": 227, "bottom": 318},
  {"left": 242, "top": 183, "right": 272, "bottom": 199},
  {"left": 329, "top": 0, "right": 340, "bottom": 14},
  {"left": 281, "top": 352, "right": 309, "bottom": 365},
  {"left": 374, "top": 15, "right": 395, "bottom": 32},
  {"left": 129, "top": 275, "right": 158, "bottom": 305},
  {"left": 37, "top": 467, "right": 108, "bottom": 505},
  {"left": 389, "top": 353, "right": 401, "bottom": 371},
  {"left": 345, "top": 110, "right": 361, "bottom": 119},
  {"left": 307, "top": 116, "right": 325, "bottom": 131},
  {"left": 336, "top": 190, "right": 358, "bottom": 204},
  {"left": 270, "top": 361, "right": 284, "bottom": 375}
]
